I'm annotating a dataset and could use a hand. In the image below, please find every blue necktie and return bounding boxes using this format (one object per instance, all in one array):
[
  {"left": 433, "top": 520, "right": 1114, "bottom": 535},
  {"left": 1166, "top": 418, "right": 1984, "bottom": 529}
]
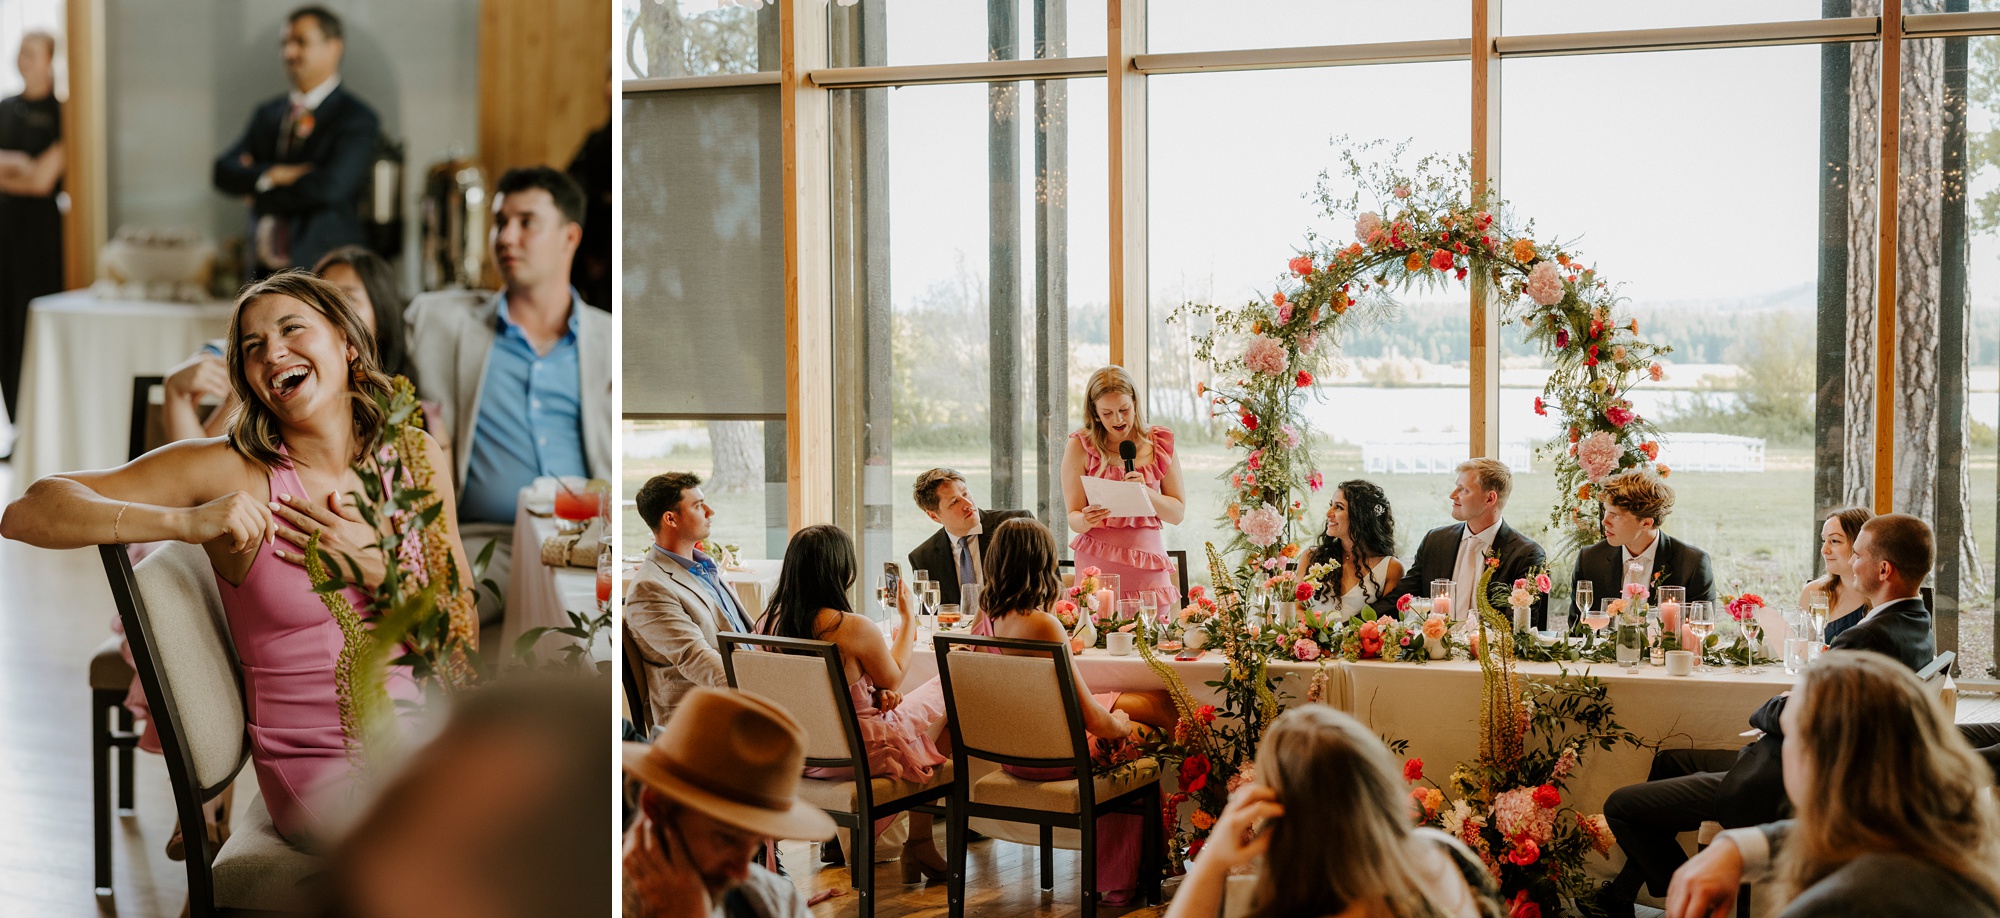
[{"left": 957, "top": 535, "right": 978, "bottom": 595}]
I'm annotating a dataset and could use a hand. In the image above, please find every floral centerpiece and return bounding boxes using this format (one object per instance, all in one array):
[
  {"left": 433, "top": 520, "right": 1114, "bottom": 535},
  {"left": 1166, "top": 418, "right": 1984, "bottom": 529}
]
[{"left": 1708, "top": 592, "right": 1777, "bottom": 667}]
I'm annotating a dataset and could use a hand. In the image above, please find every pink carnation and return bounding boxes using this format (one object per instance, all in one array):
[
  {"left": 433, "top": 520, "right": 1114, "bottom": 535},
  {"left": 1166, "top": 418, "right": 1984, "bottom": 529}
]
[
  {"left": 1237, "top": 503, "right": 1285, "bottom": 547},
  {"left": 1308, "top": 471, "right": 1324, "bottom": 492},
  {"left": 1576, "top": 430, "right": 1620, "bottom": 482},
  {"left": 1292, "top": 638, "right": 1321, "bottom": 662},
  {"left": 1282, "top": 424, "right": 1302, "bottom": 449},
  {"left": 1605, "top": 403, "right": 1636, "bottom": 427},
  {"left": 1525, "top": 260, "right": 1564, "bottom": 306},
  {"left": 1244, "top": 335, "right": 1288, "bottom": 376},
  {"left": 1355, "top": 212, "right": 1384, "bottom": 244}
]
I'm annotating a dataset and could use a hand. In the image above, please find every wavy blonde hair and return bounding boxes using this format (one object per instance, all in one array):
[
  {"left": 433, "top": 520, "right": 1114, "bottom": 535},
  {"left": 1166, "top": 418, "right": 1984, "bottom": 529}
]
[
  {"left": 1774, "top": 650, "right": 2000, "bottom": 907},
  {"left": 1250, "top": 706, "right": 1468, "bottom": 918},
  {"left": 224, "top": 270, "right": 393, "bottom": 469},
  {"left": 1080, "top": 365, "right": 1152, "bottom": 459}
]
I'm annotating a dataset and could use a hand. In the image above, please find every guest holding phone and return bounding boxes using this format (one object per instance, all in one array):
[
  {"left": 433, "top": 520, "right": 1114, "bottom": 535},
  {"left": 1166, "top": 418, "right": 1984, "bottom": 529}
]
[{"left": 1063, "top": 365, "right": 1186, "bottom": 606}]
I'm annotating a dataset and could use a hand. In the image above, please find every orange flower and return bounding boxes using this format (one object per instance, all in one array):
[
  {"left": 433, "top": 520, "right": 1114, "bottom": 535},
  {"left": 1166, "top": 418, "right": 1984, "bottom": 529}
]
[
  {"left": 1576, "top": 483, "right": 1592, "bottom": 500},
  {"left": 1281, "top": 543, "right": 1301, "bottom": 558},
  {"left": 1657, "top": 464, "right": 1672, "bottom": 477},
  {"left": 1405, "top": 251, "right": 1425, "bottom": 272},
  {"left": 1510, "top": 238, "right": 1535, "bottom": 263},
  {"left": 1227, "top": 503, "right": 1242, "bottom": 521},
  {"left": 1252, "top": 321, "right": 1263, "bottom": 334},
  {"left": 1556, "top": 252, "right": 1572, "bottom": 268}
]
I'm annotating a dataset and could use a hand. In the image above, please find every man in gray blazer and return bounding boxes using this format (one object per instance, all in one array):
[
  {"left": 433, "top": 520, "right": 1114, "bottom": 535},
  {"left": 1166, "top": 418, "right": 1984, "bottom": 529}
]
[
  {"left": 626, "top": 472, "right": 756, "bottom": 729},
  {"left": 406, "top": 167, "right": 611, "bottom": 624}
]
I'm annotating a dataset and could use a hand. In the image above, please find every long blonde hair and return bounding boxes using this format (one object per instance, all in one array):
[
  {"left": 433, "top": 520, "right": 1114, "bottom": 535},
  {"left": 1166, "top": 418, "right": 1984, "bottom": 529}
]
[
  {"left": 1250, "top": 706, "right": 1465, "bottom": 918},
  {"left": 224, "top": 270, "right": 394, "bottom": 469},
  {"left": 1080, "top": 365, "right": 1152, "bottom": 459},
  {"left": 1775, "top": 650, "right": 2000, "bottom": 907}
]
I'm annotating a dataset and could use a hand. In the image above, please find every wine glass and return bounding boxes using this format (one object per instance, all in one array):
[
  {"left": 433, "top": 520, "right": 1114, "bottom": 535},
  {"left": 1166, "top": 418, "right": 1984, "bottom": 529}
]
[
  {"left": 1573, "top": 581, "right": 1594, "bottom": 627},
  {"left": 1687, "top": 601, "right": 1716, "bottom": 673},
  {"left": 1739, "top": 616, "right": 1766, "bottom": 674},
  {"left": 1805, "top": 590, "right": 1831, "bottom": 642}
]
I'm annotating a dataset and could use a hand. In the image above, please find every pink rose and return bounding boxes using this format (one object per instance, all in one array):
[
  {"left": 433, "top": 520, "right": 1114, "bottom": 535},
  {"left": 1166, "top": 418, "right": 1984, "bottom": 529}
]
[
  {"left": 1393, "top": 183, "right": 1412, "bottom": 198},
  {"left": 1535, "top": 573, "right": 1552, "bottom": 593},
  {"left": 1292, "top": 638, "right": 1321, "bottom": 662},
  {"left": 1526, "top": 260, "right": 1564, "bottom": 306}
]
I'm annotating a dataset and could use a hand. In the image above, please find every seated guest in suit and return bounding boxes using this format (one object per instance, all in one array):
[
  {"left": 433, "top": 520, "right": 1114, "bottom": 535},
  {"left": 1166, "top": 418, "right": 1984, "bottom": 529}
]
[
  {"left": 1383, "top": 458, "right": 1547, "bottom": 624},
  {"left": 907, "top": 467, "right": 1031, "bottom": 608},
  {"left": 1298, "top": 480, "right": 1403, "bottom": 617},
  {"left": 1662, "top": 651, "right": 2000, "bottom": 918},
  {"left": 407, "top": 167, "right": 611, "bottom": 624},
  {"left": 1571, "top": 469, "right": 1716, "bottom": 622},
  {"left": 1804, "top": 507, "right": 1873, "bottom": 643},
  {"left": 212, "top": 6, "right": 378, "bottom": 274},
  {"left": 1165, "top": 706, "right": 1501, "bottom": 918},
  {"left": 1599, "top": 513, "right": 1939, "bottom": 915},
  {"left": 626, "top": 473, "right": 755, "bottom": 729},
  {"left": 755, "top": 523, "right": 950, "bottom": 883}
]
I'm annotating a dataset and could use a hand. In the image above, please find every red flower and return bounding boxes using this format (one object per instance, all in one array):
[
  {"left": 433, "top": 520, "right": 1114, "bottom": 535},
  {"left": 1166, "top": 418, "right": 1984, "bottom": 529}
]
[
  {"left": 1187, "top": 838, "right": 1205, "bottom": 860},
  {"left": 1555, "top": 328, "right": 1570, "bottom": 350},
  {"left": 1533, "top": 396, "right": 1547, "bottom": 416},
  {"left": 1295, "top": 582, "right": 1315, "bottom": 602},
  {"left": 1508, "top": 837, "right": 1541, "bottom": 866},
  {"left": 1403, "top": 758, "right": 1424, "bottom": 782},
  {"left": 1397, "top": 594, "right": 1414, "bottom": 614},
  {"left": 1533, "top": 784, "right": 1561, "bottom": 809},
  {"left": 1195, "top": 704, "right": 1217, "bottom": 724},
  {"left": 1179, "top": 755, "right": 1212, "bottom": 793},
  {"left": 1606, "top": 404, "right": 1636, "bottom": 427},
  {"left": 1296, "top": 370, "right": 1314, "bottom": 388},
  {"left": 1429, "top": 249, "right": 1454, "bottom": 271},
  {"left": 1289, "top": 255, "right": 1314, "bottom": 277},
  {"left": 1242, "top": 413, "right": 1259, "bottom": 430},
  {"left": 1640, "top": 440, "right": 1659, "bottom": 460},
  {"left": 1509, "top": 890, "right": 1541, "bottom": 918},
  {"left": 1454, "top": 266, "right": 1468, "bottom": 281}
]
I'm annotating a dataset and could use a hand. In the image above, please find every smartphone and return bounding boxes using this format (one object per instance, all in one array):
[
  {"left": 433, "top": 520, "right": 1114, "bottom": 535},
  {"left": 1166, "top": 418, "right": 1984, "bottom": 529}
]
[{"left": 883, "top": 561, "right": 901, "bottom": 596}]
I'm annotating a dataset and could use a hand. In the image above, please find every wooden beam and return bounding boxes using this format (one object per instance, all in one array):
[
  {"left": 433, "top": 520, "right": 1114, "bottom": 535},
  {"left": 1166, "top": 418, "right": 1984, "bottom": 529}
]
[
  {"left": 1470, "top": 0, "right": 1501, "bottom": 459},
  {"left": 1108, "top": 0, "right": 1147, "bottom": 393},
  {"left": 62, "top": 0, "right": 106, "bottom": 291},
  {"left": 783, "top": 0, "right": 834, "bottom": 529},
  {"left": 1875, "top": 4, "right": 1901, "bottom": 514}
]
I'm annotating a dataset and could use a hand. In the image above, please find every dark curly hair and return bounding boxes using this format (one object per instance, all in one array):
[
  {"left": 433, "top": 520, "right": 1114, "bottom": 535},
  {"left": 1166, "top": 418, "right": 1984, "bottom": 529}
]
[{"left": 1307, "top": 480, "right": 1398, "bottom": 604}]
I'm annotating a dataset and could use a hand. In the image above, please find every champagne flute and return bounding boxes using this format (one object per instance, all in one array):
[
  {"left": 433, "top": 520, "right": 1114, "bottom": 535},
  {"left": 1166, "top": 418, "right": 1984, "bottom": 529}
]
[
  {"left": 1574, "top": 581, "right": 1594, "bottom": 629},
  {"left": 1687, "top": 601, "right": 1716, "bottom": 673},
  {"left": 1805, "top": 590, "right": 1831, "bottom": 642},
  {"left": 1139, "top": 590, "right": 1160, "bottom": 632}
]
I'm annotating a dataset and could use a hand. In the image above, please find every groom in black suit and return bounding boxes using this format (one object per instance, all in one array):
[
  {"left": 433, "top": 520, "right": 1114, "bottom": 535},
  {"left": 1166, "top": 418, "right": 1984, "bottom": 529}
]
[
  {"left": 1380, "top": 458, "right": 1548, "bottom": 624},
  {"left": 1570, "top": 469, "right": 1716, "bottom": 619},
  {"left": 212, "top": 6, "right": 378, "bottom": 273},
  {"left": 907, "top": 468, "right": 1033, "bottom": 607},
  {"left": 1597, "top": 513, "right": 1939, "bottom": 915}
]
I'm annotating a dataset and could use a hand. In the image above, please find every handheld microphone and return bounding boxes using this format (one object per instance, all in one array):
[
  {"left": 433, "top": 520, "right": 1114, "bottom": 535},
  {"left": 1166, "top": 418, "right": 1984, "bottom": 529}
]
[{"left": 1119, "top": 440, "right": 1137, "bottom": 475}]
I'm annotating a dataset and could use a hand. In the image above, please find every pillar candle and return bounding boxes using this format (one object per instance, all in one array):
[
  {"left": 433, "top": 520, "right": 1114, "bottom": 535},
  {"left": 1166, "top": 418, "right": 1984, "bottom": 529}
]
[
  {"left": 1096, "top": 589, "right": 1117, "bottom": 621},
  {"left": 1433, "top": 594, "right": 1453, "bottom": 621}
]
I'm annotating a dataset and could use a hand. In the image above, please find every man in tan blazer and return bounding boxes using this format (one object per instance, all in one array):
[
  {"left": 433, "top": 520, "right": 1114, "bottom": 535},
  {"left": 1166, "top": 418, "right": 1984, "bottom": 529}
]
[
  {"left": 626, "top": 472, "right": 757, "bottom": 729},
  {"left": 405, "top": 167, "right": 612, "bottom": 627}
]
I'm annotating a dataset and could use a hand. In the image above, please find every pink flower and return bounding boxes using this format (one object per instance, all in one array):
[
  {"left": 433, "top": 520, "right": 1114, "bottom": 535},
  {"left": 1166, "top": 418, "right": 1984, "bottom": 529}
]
[
  {"left": 1605, "top": 403, "right": 1636, "bottom": 427},
  {"left": 1277, "top": 301, "right": 1294, "bottom": 324},
  {"left": 1508, "top": 838, "right": 1541, "bottom": 867},
  {"left": 1237, "top": 503, "right": 1285, "bottom": 547},
  {"left": 1422, "top": 614, "right": 1449, "bottom": 641},
  {"left": 1535, "top": 572, "right": 1552, "bottom": 593},
  {"left": 1555, "top": 328, "right": 1570, "bottom": 350},
  {"left": 1292, "top": 638, "right": 1321, "bottom": 662},
  {"left": 1289, "top": 255, "right": 1314, "bottom": 277},
  {"left": 1247, "top": 449, "right": 1264, "bottom": 471},
  {"left": 1299, "top": 333, "right": 1319, "bottom": 356},
  {"left": 1525, "top": 260, "right": 1564, "bottom": 306},
  {"left": 1576, "top": 430, "right": 1620, "bottom": 481},
  {"left": 1307, "top": 471, "right": 1324, "bottom": 492},
  {"left": 1553, "top": 746, "right": 1578, "bottom": 778},
  {"left": 1393, "top": 183, "right": 1412, "bottom": 199},
  {"left": 1282, "top": 424, "right": 1302, "bottom": 449},
  {"left": 1397, "top": 594, "right": 1414, "bottom": 614},
  {"left": 1082, "top": 566, "right": 1101, "bottom": 578},
  {"left": 1244, "top": 335, "right": 1288, "bottom": 376},
  {"left": 1727, "top": 593, "right": 1765, "bottom": 622},
  {"left": 1649, "top": 363, "right": 1665, "bottom": 381},
  {"left": 1354, "top": 212, "right": 1384, "bottom": 244}
]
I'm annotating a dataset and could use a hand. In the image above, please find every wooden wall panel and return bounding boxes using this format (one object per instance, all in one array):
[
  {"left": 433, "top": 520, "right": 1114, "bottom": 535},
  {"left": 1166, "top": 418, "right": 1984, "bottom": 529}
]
[
  {"left": 478, "top": 0, "right": 613, "bottom": 182},
  {"left": 62, "top": 0, "right": 105, "bottom": 290}
]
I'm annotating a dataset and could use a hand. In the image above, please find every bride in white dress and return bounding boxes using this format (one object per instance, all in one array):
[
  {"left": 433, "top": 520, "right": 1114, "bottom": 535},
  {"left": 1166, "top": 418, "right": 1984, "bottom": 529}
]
[{"left": 1298, "top": 480, "right": 1405, "bottom": 618}]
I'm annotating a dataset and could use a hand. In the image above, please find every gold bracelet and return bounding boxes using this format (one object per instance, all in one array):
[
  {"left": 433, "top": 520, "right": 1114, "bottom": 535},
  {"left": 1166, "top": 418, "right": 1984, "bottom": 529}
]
[{"left": 112, "top": 501, "right": 129, "bottom": 545}]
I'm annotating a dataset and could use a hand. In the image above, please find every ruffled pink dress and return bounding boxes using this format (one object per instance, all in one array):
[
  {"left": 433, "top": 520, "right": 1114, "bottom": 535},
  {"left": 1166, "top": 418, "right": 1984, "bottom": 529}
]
[
  {"left": 1070, "top": 426, "right": 1180, "bottom": 608},
  {"left": 803, "top": 675, "right": 948, "bottom": 784},
  {"left": 214, "top": 452, "right": 420, "bottom": 841}
]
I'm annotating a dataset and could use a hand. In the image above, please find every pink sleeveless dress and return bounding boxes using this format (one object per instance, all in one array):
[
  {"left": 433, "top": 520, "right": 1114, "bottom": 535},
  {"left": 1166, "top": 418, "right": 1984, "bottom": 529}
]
[
  {"left": 802, "top": 674, "right": 949, "bottom": 785},
  {"left": 214, "top": 452, "right": 420, "bottom": 840},
  {"left": 1069, "top": 426, "right": 1180, "bottom": 608}
]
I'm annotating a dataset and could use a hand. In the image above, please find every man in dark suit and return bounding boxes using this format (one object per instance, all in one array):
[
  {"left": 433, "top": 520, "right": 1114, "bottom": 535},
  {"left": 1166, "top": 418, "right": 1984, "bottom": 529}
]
[
  {"left": 1570, "top": 469, "right": 1716, "bottom": 620},
  {"left": 1379, "top": 458, "right": 1548, "bottom": 624},
  {"left": 907, "top": 468, "right": 1032, "bottom": 607},
  {"left": 212, "top": 6, "right": 378, "bottom": 274},
  {"left": 1598, "top": 513, "right": 1939, "bottom": 915}
]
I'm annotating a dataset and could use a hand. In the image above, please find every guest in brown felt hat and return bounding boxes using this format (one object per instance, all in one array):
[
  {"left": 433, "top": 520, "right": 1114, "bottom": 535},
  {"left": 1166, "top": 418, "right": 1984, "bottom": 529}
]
[{"left": 623, "top": 686, "right": 837, "bottom": 918}]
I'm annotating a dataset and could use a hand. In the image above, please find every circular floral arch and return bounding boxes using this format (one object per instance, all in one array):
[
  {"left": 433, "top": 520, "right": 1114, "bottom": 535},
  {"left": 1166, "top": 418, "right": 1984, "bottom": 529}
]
[{"left": 1176, "top": 143, "right": 1673, "bottom": 578}]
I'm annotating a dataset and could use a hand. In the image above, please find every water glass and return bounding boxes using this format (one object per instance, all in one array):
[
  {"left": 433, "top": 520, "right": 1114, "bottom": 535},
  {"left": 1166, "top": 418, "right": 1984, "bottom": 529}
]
[
  {"left": 1139, "top": 590, "right": 1160, "bottom": 626},
  {"left": 1616, "top": 615, "right": 1645, "bottom": 671},
  {"left": 1117, "top": 598, "right": 1141, "bottom": 625},
  {"left": 1544, "top": 602, "right": 1571, "bottom": 642},
  {"left": 1785, "top": 637, "right": 1809, "bottom": 674}
]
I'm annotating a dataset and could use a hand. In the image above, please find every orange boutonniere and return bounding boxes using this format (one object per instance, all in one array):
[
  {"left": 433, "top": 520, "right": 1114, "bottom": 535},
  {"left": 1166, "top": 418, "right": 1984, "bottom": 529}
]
[{"left": 295, "top": 111, "right": 316, "bottom": 141}]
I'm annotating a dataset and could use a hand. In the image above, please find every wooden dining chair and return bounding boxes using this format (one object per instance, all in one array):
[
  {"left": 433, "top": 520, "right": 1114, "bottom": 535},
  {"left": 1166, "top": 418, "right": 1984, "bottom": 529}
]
[
  {"left": 933, "top": 633, "right": 1162, "bottom": 918},
  {"left": 620, "top": 618, "right": 653, "bottom": 732},
  {"left": 719, "top": 633, "right": 953, "bottom": 918},
  {"left": 102, "top": 542, "right": 319, "bottom": 916}
]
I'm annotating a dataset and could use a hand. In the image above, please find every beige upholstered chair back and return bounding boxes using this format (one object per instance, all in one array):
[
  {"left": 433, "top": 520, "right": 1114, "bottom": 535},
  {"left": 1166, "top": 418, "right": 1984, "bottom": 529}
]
[
  {"left": 941, "top": 649, "right": 1077, "bottom": 761},
  {"left": 132, "top": 542, "right": 244, "bottom": 789},
  {"left": 729, "top": 648, "right": 856, "bottom": 762}
]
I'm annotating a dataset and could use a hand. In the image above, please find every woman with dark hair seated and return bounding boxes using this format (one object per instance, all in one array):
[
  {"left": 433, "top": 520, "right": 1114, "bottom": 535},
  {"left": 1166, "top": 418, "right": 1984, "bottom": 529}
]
[
  {"left": 1297, "top": 479, "right": 1403, "bottom": 617},
  {"left": 1803, "top": 507, "right": 1872, "bottom": 643},
  {"left": 755, "top": 523, "right": 950, "bottom": 883},
  {"left": 972, "top": 516, "right": 1176, "bottom": 906}
]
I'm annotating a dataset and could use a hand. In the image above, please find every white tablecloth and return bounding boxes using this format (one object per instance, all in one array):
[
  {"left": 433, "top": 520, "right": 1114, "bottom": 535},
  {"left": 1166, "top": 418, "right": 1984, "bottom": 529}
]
[
  {"left": 503, "top": 489, "right": 604, "bottom": 658},
  {"left": 905, "top": 642, "right": 1322, "bottom": 709},
  {"left": 12, "top": 290, "right": 232, "bottom": 486}
]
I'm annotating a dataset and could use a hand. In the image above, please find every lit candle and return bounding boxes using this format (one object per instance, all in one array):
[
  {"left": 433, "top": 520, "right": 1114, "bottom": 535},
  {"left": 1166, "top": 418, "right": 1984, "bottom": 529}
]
[
  {"left": 1096, "top": 588, "right": 1117, "bottom": 621},
  {"left": 1433, "top": 594, "right": 1453, "bottom": 621},
  {"left": 1659, "top": 600, "right": 1681, "bottom": 634}
]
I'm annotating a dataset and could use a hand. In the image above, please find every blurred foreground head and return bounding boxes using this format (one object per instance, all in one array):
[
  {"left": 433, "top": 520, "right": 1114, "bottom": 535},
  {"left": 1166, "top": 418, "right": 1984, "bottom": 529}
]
[{"left": 321, "top": 674, "right": 612, "bottom": 917}]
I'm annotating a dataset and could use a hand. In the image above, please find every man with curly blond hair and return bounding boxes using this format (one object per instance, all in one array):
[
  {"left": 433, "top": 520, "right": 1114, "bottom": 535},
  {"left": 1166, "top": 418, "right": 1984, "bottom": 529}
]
[{"left": 1569, "top": 468, "right": 1715, "bottom": 623}]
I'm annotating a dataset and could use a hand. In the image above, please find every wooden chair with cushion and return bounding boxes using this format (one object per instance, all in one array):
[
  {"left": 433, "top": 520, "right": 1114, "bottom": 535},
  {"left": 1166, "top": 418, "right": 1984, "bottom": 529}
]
[
  {"left": 101, "top": 542, "right": 318, "bottom": 917},
  {"left": 719, "top": 633, "right": 953, "bottom": 918},
  {"left": 933, "top": 633, "right": 1162, "bottom": 918}
]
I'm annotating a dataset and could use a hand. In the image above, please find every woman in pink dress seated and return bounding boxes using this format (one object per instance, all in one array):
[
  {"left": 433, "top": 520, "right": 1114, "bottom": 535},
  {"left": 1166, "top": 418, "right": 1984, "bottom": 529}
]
[
  {"left": 1, "top": 271, "right": 463, "bottom": 845},
  {"left": 755, "top": 523, "right": 952, "bottom": 884},
  {"left": 973, "top": 517, "right": 1177, "bottom": 906},
  {"left": 1064, "top": 365, "right": 1186, "bottom": 609}
]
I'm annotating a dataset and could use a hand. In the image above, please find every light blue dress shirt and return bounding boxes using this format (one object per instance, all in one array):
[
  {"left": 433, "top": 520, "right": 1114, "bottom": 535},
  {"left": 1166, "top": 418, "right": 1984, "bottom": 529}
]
[{"left": 459, "top": 292, "right": 589, "bottom": 523}]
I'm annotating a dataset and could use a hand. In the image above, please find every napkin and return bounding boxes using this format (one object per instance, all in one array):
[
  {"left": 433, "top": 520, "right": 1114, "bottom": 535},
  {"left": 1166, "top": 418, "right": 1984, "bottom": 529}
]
[{"left": 541, "top": 517, "right": 604, "bottom": 569}]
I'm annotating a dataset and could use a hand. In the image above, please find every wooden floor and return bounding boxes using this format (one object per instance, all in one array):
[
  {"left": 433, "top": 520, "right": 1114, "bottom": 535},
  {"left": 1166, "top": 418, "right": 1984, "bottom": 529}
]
[{"left": 779, "top": 828, "right": 1171, "bottom": 918}]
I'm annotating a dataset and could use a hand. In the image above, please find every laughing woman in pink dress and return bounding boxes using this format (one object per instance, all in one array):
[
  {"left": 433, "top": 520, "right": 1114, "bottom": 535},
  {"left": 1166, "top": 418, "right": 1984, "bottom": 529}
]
[
  {"left": 1, "top": 271, "right": 464, "bottom": 845},
  {"left": 1063, "top": 365, "right": 1186, "bottom": 608}
]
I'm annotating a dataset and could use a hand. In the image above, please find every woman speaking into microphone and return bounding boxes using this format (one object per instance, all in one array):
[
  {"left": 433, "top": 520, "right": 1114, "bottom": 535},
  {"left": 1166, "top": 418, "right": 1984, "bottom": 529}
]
[{"left": 1062, "top": 365, "right": 1187, "bottom": 606}]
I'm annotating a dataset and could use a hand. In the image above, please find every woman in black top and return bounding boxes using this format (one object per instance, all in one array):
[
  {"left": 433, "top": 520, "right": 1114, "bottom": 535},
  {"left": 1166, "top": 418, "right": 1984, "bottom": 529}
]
[{"left": 0, "top": 31, "right": 66, "bottom": 427}]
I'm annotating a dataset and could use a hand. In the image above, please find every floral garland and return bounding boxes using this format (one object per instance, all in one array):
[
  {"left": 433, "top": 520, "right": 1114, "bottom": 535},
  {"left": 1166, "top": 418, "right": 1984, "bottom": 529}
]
[{"left": 1175, "top": 142, "right": 1675, "bottom": 566}]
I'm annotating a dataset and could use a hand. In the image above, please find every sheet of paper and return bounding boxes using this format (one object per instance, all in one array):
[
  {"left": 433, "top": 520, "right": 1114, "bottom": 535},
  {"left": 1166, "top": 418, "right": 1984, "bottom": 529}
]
[{"left": 1081, "top": 476, "right": 1158, "bottom": 519}]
